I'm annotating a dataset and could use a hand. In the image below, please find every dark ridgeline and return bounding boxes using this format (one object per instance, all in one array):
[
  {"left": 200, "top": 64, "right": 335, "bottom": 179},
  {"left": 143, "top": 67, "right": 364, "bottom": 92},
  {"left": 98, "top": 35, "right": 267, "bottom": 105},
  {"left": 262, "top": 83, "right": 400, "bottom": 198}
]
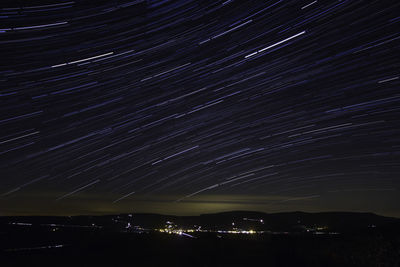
[{"left": 1, "top": 211, "right": 399, "bottom": 266}]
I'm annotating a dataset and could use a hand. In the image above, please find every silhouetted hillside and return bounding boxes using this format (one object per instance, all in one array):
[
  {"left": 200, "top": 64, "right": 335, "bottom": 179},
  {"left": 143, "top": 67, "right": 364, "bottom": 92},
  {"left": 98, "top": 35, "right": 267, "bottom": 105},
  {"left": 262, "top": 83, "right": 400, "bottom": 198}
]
[{"left": 1, "top": 211, "right": 399, "bottom": 233}]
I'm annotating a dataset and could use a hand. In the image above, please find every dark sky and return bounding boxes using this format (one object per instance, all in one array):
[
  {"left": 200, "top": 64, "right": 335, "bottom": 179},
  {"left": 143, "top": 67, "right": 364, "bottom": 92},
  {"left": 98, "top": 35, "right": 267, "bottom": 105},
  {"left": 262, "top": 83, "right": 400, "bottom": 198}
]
[{"left": 1, "top": 0, "right": 399, "bottom": 217}]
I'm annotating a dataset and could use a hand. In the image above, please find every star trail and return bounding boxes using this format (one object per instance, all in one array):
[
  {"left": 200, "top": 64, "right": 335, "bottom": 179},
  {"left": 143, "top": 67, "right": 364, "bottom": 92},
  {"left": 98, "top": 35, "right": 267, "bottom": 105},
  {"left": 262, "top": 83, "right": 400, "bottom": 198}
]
[{"left": 1, "top": 0, "right": 399, "bottom": 216}]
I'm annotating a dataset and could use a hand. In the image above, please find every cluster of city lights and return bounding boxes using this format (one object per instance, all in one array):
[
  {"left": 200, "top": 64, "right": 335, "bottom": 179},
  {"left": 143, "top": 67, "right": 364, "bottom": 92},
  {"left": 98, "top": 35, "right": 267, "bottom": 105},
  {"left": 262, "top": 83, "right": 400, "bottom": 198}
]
[{"left": 157, "top": 227, "right": 260, "bottom": 236}]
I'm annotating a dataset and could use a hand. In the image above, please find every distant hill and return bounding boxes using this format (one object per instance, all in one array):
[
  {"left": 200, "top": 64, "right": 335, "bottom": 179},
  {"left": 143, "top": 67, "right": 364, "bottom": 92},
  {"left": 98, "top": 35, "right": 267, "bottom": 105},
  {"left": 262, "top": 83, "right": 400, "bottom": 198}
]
[{"left": 1, "top": 211, "right": 399, "bottom": 234}]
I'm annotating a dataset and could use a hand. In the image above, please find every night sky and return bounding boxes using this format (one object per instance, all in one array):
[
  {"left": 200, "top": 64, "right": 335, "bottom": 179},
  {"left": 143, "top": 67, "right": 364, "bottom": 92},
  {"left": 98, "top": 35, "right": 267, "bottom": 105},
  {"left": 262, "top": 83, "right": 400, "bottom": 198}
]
[{"left": 1, "top": 0, "right": 399, "bottom": 217}]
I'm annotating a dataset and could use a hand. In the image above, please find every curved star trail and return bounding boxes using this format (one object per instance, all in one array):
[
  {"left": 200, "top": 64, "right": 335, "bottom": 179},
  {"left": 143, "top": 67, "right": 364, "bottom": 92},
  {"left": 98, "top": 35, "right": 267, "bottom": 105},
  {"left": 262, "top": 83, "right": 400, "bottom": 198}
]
[{"left": 1, "top": 0, "right": 399, "bottom": 216}]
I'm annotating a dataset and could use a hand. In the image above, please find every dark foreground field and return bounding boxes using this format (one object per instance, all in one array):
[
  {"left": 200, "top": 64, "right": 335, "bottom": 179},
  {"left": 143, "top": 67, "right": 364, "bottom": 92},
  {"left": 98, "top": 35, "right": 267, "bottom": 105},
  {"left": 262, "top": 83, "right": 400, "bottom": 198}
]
[{"left": 1, "top": 228, "right": 400, "bottom": 267}]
